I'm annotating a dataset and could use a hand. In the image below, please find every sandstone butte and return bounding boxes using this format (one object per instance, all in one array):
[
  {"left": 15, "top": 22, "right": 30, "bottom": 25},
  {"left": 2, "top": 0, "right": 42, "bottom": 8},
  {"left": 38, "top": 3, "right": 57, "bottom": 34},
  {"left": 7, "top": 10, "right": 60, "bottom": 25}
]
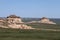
[
  {"left": 27, "top": 17, "right": 56, "bottom": 25},
  {"left": 0, "top": 15, "right": 35, "bottom": 29}
]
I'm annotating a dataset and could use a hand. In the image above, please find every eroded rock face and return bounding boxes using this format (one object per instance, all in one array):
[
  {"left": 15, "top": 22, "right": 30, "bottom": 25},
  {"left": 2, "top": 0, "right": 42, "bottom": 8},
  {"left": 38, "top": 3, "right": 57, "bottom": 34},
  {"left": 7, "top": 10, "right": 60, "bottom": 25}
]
[
  {"left": 0, "top": 15, "right": 35, "bottom": 29},
  {"left": 7, "top": 15, "right": 35, "bottom": 29},
  {"left": 7, "top": 15, "right": 23, "bottom": 24}
]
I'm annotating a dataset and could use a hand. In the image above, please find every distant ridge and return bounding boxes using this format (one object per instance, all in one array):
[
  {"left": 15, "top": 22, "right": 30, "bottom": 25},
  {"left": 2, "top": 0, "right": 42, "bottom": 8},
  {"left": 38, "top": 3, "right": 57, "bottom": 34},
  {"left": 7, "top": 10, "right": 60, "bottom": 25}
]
[
  {"left": 0, "top": 17, "right": 60, "bottom": 24},
  {"left": 22, "top": 18, "right": 60, "bottom": 24}
]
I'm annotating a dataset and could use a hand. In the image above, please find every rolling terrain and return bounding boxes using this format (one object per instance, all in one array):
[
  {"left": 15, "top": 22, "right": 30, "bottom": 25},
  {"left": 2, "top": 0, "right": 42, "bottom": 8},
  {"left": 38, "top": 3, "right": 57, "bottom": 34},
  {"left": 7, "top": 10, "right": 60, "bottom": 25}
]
[
  {"left": 0, "top": 28, "right": 60, "bottom": 40},
  {"left": 0, "top": 18, "right": 60, "bottom": 40}
]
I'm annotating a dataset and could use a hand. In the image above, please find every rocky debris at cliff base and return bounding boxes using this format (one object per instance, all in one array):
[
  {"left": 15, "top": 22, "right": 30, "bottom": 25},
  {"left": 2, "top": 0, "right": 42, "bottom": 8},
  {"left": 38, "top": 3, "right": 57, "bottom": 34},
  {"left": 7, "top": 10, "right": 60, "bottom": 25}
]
[
  {"left": 8, "top": 24, "right": 35, "bottom": 29},
  {"left": 0, "top": 24, "right": 35, "bottom": 29}
]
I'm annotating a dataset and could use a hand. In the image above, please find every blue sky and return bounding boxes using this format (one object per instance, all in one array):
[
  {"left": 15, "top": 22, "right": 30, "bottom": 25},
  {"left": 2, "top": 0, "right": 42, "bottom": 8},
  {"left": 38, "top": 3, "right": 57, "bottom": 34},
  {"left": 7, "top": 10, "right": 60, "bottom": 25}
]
[{"left": 0, "top": 0, "right": 60, "bottom": 18}]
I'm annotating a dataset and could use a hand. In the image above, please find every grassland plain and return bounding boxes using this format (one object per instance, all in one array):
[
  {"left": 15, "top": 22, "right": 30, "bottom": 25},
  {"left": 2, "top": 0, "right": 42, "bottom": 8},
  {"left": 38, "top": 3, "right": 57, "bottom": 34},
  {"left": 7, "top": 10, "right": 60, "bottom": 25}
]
[
  {"left": 26, "top": 23, "right": 60, "bottom": 29},
  {"left": 0, "top": 24, "right": 60, "bottom": 40}
]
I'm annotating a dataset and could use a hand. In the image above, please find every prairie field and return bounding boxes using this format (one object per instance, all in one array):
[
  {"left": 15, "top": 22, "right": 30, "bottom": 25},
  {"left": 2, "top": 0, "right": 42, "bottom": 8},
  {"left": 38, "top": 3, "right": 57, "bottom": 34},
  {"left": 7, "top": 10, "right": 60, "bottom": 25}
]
[{"left": 0, "top": 23, "right": 60, "bottom": 40}]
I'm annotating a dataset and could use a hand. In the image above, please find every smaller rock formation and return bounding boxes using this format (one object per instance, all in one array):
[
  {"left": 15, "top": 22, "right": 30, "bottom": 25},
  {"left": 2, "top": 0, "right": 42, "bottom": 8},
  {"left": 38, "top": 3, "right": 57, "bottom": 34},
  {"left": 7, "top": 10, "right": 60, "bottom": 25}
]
[
  {"left": 40, "top": 17, "right": 56, "bottom": 24},
  {"left": 27, "top": 17, "right": 56, "bottom": 25}
]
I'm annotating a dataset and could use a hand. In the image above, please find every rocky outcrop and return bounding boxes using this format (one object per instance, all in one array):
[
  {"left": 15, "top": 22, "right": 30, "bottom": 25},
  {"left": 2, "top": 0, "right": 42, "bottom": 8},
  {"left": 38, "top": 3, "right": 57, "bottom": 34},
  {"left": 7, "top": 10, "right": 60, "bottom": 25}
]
[
  {"left": 40, "top": 17, "right": 56, "bottom": 24},
  {"left": 27, "top": 17, "right": 56, "bottom": 25},
  {"left": 7, "top": 15, "right": 23, "bottom": 24},
  {"left": 0, "top": 15, "right": 35, "bottom": 29}
]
